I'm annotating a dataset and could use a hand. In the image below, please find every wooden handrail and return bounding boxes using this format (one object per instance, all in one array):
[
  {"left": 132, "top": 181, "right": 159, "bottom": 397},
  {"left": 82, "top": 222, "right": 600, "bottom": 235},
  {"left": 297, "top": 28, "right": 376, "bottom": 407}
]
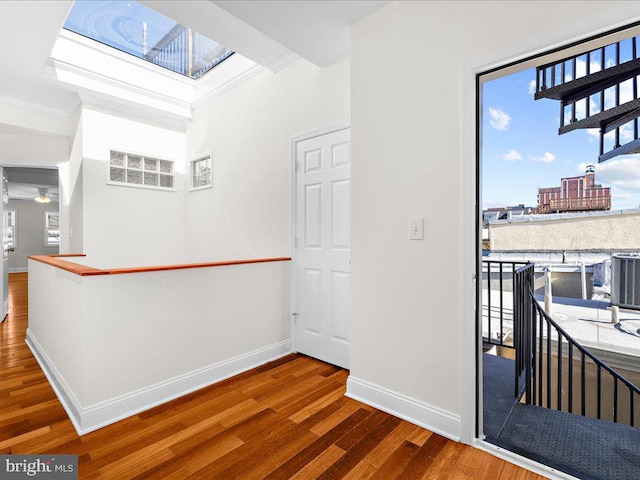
[{"left": 28, "top": 255, "right": 291, "bottom": 277}]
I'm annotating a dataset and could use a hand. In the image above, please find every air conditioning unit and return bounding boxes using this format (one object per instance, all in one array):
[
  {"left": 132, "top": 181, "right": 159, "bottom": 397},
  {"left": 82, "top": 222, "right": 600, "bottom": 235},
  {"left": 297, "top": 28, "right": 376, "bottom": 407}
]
[{"left": 611, "top": 254, "right": 640, "bottom": 310}]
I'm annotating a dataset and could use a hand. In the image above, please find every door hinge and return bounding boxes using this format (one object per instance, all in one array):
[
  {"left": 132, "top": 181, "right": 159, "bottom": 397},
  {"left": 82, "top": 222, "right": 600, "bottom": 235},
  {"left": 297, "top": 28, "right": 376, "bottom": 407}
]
[
  {"left": 295, "top": 160, "right": 300, "bottom": 172},
  {"left": 294, "top": 236, "right": 298, "bottom": 248},
  {"left": 292, "top": 312, "right": 299, "bottom": 323}
]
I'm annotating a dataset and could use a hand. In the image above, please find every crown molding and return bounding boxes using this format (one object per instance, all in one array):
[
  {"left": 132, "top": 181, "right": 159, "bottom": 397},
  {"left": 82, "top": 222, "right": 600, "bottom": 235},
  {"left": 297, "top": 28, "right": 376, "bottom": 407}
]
[
  {"left": 0, "top": 94, "right": 74, "bottom": 119},
  {"left": 192, "top": 62, "right": 265, "bottom": 110},
  {"left": 267, "top": 51, "right": 300, "bottom": 73}
]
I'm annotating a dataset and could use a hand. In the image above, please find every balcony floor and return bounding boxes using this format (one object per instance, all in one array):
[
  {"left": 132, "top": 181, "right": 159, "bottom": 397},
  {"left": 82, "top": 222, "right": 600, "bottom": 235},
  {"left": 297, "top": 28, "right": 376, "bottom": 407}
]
[{"left": 483, "top": 353, "right": 640, "bottom": 480}]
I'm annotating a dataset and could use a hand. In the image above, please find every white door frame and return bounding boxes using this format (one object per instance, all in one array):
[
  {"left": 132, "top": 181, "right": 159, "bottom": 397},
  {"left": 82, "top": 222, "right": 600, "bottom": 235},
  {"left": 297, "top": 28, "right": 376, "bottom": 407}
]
[
  {"left": 290, "top": 121, "right": 351, "bottom": 354},
  {"left": 459, "top": 0, "right": 640, "bottom": 465}
]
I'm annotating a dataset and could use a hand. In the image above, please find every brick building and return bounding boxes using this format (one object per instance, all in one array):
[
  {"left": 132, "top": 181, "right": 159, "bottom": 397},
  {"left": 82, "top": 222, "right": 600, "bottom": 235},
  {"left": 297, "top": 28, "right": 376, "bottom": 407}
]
[{"left": 536, "top": 164, "right": 611, "bottom": 213}]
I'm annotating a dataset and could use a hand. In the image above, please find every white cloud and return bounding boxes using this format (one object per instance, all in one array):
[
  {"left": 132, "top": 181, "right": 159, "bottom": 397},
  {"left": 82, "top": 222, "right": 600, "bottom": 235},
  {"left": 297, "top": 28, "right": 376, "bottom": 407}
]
[
  {"left": 604, "top": 77, "right": 635, "bottom": 109},
  {"left": 573, "top": 97, "right": 598, "bottom": 122},
  {"left": 620, "top": 123, "right": 634, "bottom": 142},
  {"left": 586, "top": 128, "right": 600, "bottom": 143},
  {"left": 488, "top": 108, "right": 511, "bottom": 131},
  {"left": 502, "top": 149, "right": 522, "bottom": 161},
  {"left": 602, "top": 123, "right": 634, "bottom": 151},
  {"left": 581, "top": 157, "right": 640, "bottom": 191},
  {"left": 575, "top": 58, "right": 602, "bottom": 78},
  {"left": 530, "top": 152, "right": 556, "bottom": 163},
  {"left": 528, "top": 80, "right": 536, "bottom": 95}
]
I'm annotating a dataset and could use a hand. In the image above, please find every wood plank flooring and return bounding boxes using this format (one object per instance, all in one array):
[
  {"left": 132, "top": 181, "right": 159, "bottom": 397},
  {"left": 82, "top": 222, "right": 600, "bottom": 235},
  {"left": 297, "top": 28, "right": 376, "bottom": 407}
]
[{"left": 0, "top": 272, "right": 546, "bottom": 479}]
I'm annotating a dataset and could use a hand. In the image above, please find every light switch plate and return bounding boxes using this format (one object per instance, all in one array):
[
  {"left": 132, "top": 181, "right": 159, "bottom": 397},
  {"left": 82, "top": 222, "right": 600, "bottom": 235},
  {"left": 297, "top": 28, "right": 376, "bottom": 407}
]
[{"left": 409, "top": 217, "right": 424, "bottom": 240}]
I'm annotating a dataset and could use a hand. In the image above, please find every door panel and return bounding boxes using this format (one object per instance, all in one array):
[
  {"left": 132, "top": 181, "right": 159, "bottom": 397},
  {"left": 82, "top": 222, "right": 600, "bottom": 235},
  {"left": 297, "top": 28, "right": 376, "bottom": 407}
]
[{"left": 294, "top": 128, "right": 351, "bottom": 369}]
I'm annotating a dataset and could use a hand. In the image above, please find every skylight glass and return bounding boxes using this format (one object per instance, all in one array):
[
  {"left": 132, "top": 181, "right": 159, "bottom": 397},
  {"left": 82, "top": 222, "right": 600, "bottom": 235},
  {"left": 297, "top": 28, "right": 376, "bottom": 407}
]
[{"left": 64, "top": 1, "right": 234, "bottom": 79}]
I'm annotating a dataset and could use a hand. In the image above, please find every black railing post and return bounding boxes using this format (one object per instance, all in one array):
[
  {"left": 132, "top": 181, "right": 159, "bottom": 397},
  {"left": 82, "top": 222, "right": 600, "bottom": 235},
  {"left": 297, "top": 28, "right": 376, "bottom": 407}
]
[
  {"left": 487, "top": 262, "right": 492, "bottom": 344},
  {"left": 568, "top": 343, "right": 573, "bottom": 413},
  {"left": 557, "top": 328, "right": 563, "bottom": 411},
  {"left": 547, "top": 317, "right": 552, "bottom": 409},
  {"left": 499, "top": 262, "right": 503, "bottom": 343},
  {"left": 581, "top": 352, "right": 586, "bottom": 416}
]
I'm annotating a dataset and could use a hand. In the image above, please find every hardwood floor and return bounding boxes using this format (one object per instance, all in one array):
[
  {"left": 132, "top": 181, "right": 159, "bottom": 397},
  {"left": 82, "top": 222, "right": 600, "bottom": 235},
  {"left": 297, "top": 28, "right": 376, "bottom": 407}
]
[{"left": 0, "top": 272, "right": 545, "bottom": 479}]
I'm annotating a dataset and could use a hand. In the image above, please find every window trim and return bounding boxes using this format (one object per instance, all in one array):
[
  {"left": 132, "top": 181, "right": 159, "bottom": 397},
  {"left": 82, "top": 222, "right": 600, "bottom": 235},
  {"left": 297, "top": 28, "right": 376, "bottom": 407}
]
[
  {"left": 45, "top": 211, "right": 60, "bottom": 247},
  {"left": 107, "top": 149, "right": 177, "bottom": 192},
  {"left": 188, "top": 153, "right": 213, "bottom": 191}
]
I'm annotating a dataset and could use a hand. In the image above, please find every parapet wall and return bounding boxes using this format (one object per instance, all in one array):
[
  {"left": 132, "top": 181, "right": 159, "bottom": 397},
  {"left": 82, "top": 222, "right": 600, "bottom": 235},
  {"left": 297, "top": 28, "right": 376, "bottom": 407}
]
[{"left": 490, "top": 210, "right": 640, "bottom": 252}]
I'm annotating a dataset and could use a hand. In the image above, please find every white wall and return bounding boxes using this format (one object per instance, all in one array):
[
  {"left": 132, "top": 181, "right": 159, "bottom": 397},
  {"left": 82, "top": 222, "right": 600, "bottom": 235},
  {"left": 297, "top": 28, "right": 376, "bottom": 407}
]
[
  {"left": 59, "top": 108, "right": 83, "bottom": 254},
  {"left": 27, "top": 258, "right": 291, "bottom": 434},
  {"left": 8, "top": 200, "right": 59, "bottom": 271},
  {"left": 349, "top": 0, "right": 631, "bottom": 440},
  {"left": 0, "top": 101, "right": 72, "bottom": 137},
  {"left": 27, "top": 260, "right": 85, "bottom": 406},
  {"left": 185, "top": 57, "right": 350, "bottom": 261},
  {"left": 491, "top": 211, "right": 640, "bottom": 252},
  {"left": 0, "top": 133, "right": 69, "bottom": 166},
  {"left": 79, "top": 105, "right": 187, "bottom": 267},
  {"left": 0, "top": 103, "right": 71, "bottom": 254}
]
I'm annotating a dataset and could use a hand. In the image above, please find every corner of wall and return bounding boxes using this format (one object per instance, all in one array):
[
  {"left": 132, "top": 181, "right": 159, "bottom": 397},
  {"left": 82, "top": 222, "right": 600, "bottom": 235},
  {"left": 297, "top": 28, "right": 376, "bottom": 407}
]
[{"left": 346, "top": 375, "right": 462, "bottom": 442}]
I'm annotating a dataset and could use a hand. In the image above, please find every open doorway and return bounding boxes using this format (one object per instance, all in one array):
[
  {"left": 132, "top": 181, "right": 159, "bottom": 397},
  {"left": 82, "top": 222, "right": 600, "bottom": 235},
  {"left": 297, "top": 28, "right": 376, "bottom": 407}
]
[
  {"left": 5, "top": 167, "right": 59, "bottom": 274},
  {"left": 0, "top": 166, "right": 59, "bottom": 322},
  {"left": 478, "top": 26, "right": 640, "bottom": 480}
]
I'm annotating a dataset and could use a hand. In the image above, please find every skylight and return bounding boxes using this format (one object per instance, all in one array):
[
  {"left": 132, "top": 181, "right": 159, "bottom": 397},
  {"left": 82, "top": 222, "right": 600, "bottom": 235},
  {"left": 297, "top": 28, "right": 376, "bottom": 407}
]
[{"left": 63, "top": 1, "right": 234, "bottom": 79}]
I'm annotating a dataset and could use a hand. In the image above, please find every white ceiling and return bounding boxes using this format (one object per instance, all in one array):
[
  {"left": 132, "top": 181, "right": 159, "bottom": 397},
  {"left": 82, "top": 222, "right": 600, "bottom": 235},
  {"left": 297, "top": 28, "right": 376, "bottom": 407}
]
[
  {"left": 0, "top": 1, "right": 389, "bottom": 203},
  {"left": 5, "top": 167, "right": 59, "bottom": 202},
  {"left": 212, "top": 1, "right": 388, "bottom": 67},
  {"left": 0, "top": 1, "right": 78, "bottom": 115},
  {"left": 0, "top": 0, "right": 387, "bottom": 122}
]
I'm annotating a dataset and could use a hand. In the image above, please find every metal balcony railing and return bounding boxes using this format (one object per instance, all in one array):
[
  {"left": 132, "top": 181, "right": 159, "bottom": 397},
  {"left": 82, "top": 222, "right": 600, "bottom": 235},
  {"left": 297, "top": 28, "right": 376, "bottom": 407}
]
[
  {"left": 537, "top": 196, "right": 612, "bottom": 213},
  {"left": 536, "top": 36, "right": 640, "bottom": 97},
  {"left": 145, "top": 25, "right": 233, "bottom": 79},
  {"left": 528, "top": 293, "right": 640, "bottom": 426},
  {"left": 483, "top": 260, "right": 640, "bottom": 426},
  {"left": 481, "top": 260, "right": 530, "bottom": 349}
]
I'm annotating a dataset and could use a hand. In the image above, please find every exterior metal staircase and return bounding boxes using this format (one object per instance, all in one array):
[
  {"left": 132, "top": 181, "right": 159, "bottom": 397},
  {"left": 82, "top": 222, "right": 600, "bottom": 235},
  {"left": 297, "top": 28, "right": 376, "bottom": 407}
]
[
  {"left": 483, "top": 261, "right": 640, "bottom": 427},
  {"left": 535, "top": 36, "right": 640, "bottom": 162},
  {"left": 482, "top": 260, "right": 640, "bottom": 479}
]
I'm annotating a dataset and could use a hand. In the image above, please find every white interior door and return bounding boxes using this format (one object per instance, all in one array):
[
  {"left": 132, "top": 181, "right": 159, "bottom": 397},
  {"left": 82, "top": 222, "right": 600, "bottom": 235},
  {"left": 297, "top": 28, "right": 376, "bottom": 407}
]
[
  {"left": 294, "top": 128, "right": 351, "bottom": 369},
  {"left": 1, "top": 168, "right": 8, "bottom": 321}
]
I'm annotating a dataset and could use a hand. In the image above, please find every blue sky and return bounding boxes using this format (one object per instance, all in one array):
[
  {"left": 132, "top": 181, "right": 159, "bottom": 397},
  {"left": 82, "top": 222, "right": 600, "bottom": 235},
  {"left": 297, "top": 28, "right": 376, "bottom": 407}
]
[
  {"left": 482, "top": 68, "right": 640, "bottom": 211},
  {"left": 64, "top": 1, "right": 177, "bottom": 58}
]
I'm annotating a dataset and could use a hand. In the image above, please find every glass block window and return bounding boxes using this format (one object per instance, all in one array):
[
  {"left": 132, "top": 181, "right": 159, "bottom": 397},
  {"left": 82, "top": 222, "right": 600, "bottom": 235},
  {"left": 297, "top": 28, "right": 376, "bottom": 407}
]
[
  {"left": 189, "top": 154, "right": 212, "bottom": 191},
  {"left": 109, "top": 150, "right": 175, "bottom": 190},
  {"left": 6, "top": 210, "right": 15, "bottom": 248},
  {"left": 45, "top": 212, "right": 60, "bottom": 247}
]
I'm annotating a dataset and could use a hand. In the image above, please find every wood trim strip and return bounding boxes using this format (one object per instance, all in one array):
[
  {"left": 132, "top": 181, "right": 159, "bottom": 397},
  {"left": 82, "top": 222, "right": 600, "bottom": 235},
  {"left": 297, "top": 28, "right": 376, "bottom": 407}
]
[
  {"left": 103, "top": 257, "right": 292, "bottom": 275},
  {"left": 28, "top": 255, "right": 104, "bottom": 276},
  {"left": 28, "top": 255, "right": 291, "bottom": 277}
]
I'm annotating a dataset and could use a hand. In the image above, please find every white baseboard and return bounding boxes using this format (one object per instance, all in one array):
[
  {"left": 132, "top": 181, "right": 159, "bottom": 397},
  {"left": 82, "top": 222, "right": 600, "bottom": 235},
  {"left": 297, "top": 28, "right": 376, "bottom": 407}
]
[
  {"left": 26, "top": 329, "right": 292, "bottom": 436},
  {"left": 346, "top": 375, "right": 461, "bottom": 442},
  {"left": 26, "top": 329, "right": 85, "bottom": 434},
  {"left": 9, "top": 267, "right": 28, "bottom": 273}
]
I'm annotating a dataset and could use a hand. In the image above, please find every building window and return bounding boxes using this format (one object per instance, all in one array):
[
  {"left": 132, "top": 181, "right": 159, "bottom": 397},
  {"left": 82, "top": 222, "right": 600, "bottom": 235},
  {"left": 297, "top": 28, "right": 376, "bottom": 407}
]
[
  {"left": 189, "top": 154, "right": 212, "bottom": 191},
  {"left": 6, "top": 210, "right": 15, "bottom": 248},
  {"left": 109, "top": 151, "right": 175, "bottom": 190},
  {"left": 45, "top": 212, "right": 60, "bottom": 247}
]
